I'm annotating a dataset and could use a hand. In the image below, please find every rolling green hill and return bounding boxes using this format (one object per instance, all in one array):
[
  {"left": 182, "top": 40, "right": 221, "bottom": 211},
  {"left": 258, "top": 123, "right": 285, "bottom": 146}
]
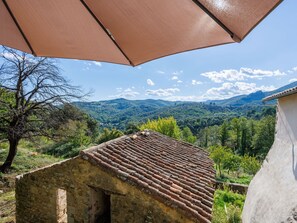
[
  {"left": 74, "top": 99, "right": 272, "bottom": 133},
  {"left": 74, "top": 82, "right": 296, "bottom": 132}
]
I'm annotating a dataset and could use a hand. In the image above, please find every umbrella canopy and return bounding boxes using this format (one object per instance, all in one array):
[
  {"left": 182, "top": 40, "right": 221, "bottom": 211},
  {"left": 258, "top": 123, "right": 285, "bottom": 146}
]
[{"left": 0, "top": 0, "right": 282, "bottom": 66}]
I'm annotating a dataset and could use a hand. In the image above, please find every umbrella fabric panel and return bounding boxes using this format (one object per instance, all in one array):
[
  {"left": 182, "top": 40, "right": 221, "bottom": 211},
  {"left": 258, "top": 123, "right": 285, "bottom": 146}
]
[
  {"left": 4, "top": 0, "right": 130, "bottom": 65},
  {"left": 86, "top": 0, "right": 234, "bottom": 65},
  {"left": 198, "top": 0, "right": 282, "bottom": 40},
  {"left": 0, "top": 1, "right": 31, "bottom": 53},
  {"left": 0, "top": 0, "right": 282, "bottom": 66}
]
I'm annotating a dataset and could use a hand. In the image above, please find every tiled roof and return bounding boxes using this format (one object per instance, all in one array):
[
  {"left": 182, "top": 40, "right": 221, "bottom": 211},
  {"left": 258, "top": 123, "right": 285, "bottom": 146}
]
[
  {"left": 263, "top": 86, "right": 297, "bottom": 102},
  {"left": 80, "top": 131, "right": 215, "bottom": 223}
]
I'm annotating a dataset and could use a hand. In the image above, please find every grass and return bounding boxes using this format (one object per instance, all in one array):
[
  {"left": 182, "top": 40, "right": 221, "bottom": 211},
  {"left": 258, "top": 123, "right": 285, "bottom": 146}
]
[
  {"left": 212, "top": 189, "right": 246, "bottom": 223},
  {"left": 216, "top": 170, "right": 253, "bottom": 185},
  {"left": 0, "top": 191, "right": 15, "bottom": 223},
  {"left": 0, "top": 141, "right": 62, "bottom": 222},
  {"left": 0, "top": 141, "right": 62, "bottom": 175}
]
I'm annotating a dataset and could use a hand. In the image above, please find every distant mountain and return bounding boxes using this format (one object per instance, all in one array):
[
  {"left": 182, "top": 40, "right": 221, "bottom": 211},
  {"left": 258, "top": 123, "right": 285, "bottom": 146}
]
[
  {"left": 74, "top": 98, "right": 268, "bottom": 132},
  {"left": 73, "top": 98, "right": 181, "bottom": 128},
  {"left": 208, "top": 81, "right": 297, "bottom": 106},
  {"left": 73, "top": 82, "right": 295, "bottom": 131}
]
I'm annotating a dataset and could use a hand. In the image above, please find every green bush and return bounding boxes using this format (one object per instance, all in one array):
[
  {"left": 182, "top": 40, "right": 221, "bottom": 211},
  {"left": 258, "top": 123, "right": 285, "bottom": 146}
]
[
  {"left": 140, "top": 117, "right": 181, "bottom": 139},
  {"left": 241, "top": 156, "right": 261, "bottom": 175},
  {"left": 41, "top": 142, "right": 86, "bottom": 158},
  {"left": 212, "top": 189, "right": 245, "bottom": 223}
]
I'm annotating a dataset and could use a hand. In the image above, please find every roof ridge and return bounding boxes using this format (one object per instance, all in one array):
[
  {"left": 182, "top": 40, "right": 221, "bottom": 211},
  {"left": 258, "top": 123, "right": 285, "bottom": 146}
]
[
  {"left": 263, "top": 86, "right": 297, "bottom": 102},
  {"left": 80, "top": 134, "right": 129, "bottom": 154}
]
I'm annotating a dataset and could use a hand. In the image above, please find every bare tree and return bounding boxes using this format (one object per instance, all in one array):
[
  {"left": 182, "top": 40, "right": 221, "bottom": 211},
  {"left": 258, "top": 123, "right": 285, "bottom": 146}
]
[{"left": 0, "top": 47, "right": 86, "bottom": 172}]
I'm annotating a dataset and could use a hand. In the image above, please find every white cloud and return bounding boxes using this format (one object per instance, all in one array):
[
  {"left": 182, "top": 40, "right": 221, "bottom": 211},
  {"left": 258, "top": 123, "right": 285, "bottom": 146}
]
[
  {"left": 116, "top": 87, "right": 122, "bottom": 92},
  {"left": 146, "top": 88, "right": 180, "bottom": 97},
  {"left": 171, "top": 76, "right": 178, "bottom": 80},
  {"left": 288, "top": 70, "right": 294, "bottom": 74},
  {"left": 201, "top": 67, "right": 286, "bottom": 83},
  {"left": 110, "top": 88, "right": 139, "bottom": 98},
  {"left": 292, "top": 67, "right": 297, "bottom": 71},
  {"left": 163, "top": 82, "right": 277, "bottom": 102},
  {"left": 157, "top": 70, "right": 165, "bottom": 74},
  {"left": 172, "top": 70, "right": 183, "bottom": 76},
  {"left": 192, "top": 80, "right": 202, "bottom": 85},
  {"left": 289, "top": 78, "right": 297, "bottom": 83},
  {"left": 1, "top": 52, "right": 15, "bottom": 59},
  {"left": 147, "top": 79, "right": 155, "bottom": 86},
  {"left": 165, "top": 95, "right": 203, "bottom": 101},
  {"left": 92, "top": 61, "right": 102, "bottom": 67},
  {"left": 177, "top": 80, "right": 183, "bottom": 83},
  {"left": 203, "top": 82, "right": 276, "bottom": 100},
  {"left": 137, "top": 66, "right": 142, "bottom": 70},
  {"left": 1, "top": 52, "right": 37, "bottom": 62}
]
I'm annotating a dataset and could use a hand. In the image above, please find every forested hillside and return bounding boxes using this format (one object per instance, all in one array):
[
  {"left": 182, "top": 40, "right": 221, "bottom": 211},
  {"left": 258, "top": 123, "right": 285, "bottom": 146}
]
[{"left": 75, "top": 98, "right": 275, "bottom": 134}]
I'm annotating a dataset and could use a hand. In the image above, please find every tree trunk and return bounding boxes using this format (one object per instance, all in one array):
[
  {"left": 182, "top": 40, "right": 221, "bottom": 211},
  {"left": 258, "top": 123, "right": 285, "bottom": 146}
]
[{"left": 0, "top": 138, "right": 19, "bottom": 173}]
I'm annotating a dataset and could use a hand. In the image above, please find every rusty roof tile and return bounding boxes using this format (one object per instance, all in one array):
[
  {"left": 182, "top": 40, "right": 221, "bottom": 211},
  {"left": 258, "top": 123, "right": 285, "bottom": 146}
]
[{"left": 80, "top": 131, "right": 215, "bottom": 223}]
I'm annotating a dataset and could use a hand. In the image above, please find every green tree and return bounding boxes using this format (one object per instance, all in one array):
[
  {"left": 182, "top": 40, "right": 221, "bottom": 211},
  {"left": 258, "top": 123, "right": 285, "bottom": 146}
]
[
  {"left": 0, "top": 48, "right": 86, "bottom": 172},
  {"left": 239, "top": 118, "right": 251, "bottom": 156},
  {"left": 220, "top": 122, "right": 229, "bottom": 146},
  {"left": 210, "top": 146, "right": 229, "bottom": 177},
  {"left": 125, "top": 122, "right": 140, "bottom": 134},
  {"left": 223, "top": 153, "right": 241, "bottom": 174},
  {"left": 231, "top": 118, "right": 241, "bottom": 152},
  {"left": 181, "top": 127, "right": 197, "bottom": 144},
  {"left": 252, "top": 116, "right": 275, "bottom": 159},
  {"left": 48, "top": 104, "right": 99, "bottom": 142},
  {"left": 97, "top": 128, "right": 124, "bottom": 144},
  {"left": 241, "top": 156, "right": 261, "bottom": 175},
  {"left": 140, "top": 117, "right": 181, "bottom": 139}
]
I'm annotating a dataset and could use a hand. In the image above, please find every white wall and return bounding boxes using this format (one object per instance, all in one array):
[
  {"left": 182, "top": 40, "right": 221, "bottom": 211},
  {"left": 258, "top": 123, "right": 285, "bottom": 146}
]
[{"left": 243, "top": 93, "right": 297, "bottom": 223}]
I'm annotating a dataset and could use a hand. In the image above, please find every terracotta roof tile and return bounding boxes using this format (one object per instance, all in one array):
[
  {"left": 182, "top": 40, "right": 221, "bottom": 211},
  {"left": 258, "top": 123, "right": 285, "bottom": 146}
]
[{"left": 80, "top": 131, "right": 215, "bottom": 223}]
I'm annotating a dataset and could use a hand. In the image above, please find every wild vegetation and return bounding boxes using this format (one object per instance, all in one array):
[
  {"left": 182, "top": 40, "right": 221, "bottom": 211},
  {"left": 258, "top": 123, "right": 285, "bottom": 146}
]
[
  {"left": 0, "top": 48, "right": 87, "bottom": 172},
  {"left": 74, "top": 98, "right": 276, "bottom": 133},
  {"left": 197, "top": 116, "right": 275, "bottom": 160}
]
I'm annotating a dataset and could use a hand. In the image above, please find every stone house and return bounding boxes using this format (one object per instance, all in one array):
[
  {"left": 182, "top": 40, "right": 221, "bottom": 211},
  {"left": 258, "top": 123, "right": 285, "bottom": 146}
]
[
  {"left": 243, "top": 87, "right": 297, "bottom": 222},
  {"left": 16, "top": 131, "right": 215, "bottom": 223}
]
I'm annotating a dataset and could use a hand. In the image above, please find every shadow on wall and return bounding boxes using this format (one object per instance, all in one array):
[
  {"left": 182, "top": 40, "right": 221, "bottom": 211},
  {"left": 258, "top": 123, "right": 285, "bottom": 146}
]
[
  {"left": 278, "top": 98, "right": 297, "bottom": 182},
  {"left": 292, "top": 145, "right": 297, "bottom": 181}
]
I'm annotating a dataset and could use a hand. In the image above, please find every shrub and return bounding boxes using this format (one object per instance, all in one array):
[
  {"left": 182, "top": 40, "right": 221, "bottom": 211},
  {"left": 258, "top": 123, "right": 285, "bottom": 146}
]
[
  {"left": 139, "top": 117, "right": 181, "bottom": 139},
  {"left": 212, "top": 189, "right": 245, "bottom": 223},
  {"left": 241, "top": 155, "right": 261, "bottom": 175}
]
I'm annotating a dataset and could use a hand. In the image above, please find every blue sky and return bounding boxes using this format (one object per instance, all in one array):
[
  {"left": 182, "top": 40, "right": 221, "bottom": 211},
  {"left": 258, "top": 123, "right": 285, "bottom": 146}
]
[{"left": 60, "top": 0, "right": 297, "bottom": 102}]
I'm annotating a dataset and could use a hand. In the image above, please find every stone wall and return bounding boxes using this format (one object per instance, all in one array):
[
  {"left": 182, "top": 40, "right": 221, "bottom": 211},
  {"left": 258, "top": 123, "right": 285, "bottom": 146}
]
[
  {"left": 242, "top": 93, "right": 297, "bottom": 222},
  {"left": 16, "top": 156, "right": 198, "bottom": 223}
]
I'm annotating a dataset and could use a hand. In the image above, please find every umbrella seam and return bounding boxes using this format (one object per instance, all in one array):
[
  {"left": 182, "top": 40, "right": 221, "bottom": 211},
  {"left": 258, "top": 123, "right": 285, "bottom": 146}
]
[
  {"left": 80, "top": 0, "right": 134, "bottom": 66},
  {"left": 2, "top": 0, "right": 36, "bottom": 56},
  {"left": 191, "top": 0, "right": 241, "bottom": 43}
]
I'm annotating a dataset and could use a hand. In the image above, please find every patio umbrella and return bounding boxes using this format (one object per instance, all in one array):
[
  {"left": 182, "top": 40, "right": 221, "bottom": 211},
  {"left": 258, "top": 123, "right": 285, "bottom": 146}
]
[{"left": 0, "top": 0, "right": 282, "bottom": 66}]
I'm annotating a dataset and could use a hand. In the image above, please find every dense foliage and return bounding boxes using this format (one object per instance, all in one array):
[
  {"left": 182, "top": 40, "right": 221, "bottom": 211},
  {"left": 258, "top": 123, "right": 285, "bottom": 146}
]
[
  {"left": 139, "top": 117, "right": 197, "bottom": 143},
  {"left": 75, "top": 99, "right": 276, "bottom": 134},
  {"left": 140, "top": 117, "right": 181, "bottom": 139},
  {"left": 212, "top": 189, "right": 245, "bottom": 223},
  {"left": 198, "top": 116, "right": 275, "bottom": 160},
  {"left": 210, "top": 145, "right": 261, "bottom": 179}
]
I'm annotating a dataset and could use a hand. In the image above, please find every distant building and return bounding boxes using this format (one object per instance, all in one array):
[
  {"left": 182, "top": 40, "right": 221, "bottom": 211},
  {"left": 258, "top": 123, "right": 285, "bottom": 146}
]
[
  {"left": 16, "top": 131, "right": 215, "bottom": 223},
  {"left": 243, "top": 87, "right": 297, "bottom": 222}
]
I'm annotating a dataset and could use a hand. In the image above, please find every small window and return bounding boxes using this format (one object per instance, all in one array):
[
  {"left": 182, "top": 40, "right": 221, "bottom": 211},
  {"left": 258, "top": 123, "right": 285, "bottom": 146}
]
[{"left": 56, "top": 188, "right": 68, "bottom": 223}]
